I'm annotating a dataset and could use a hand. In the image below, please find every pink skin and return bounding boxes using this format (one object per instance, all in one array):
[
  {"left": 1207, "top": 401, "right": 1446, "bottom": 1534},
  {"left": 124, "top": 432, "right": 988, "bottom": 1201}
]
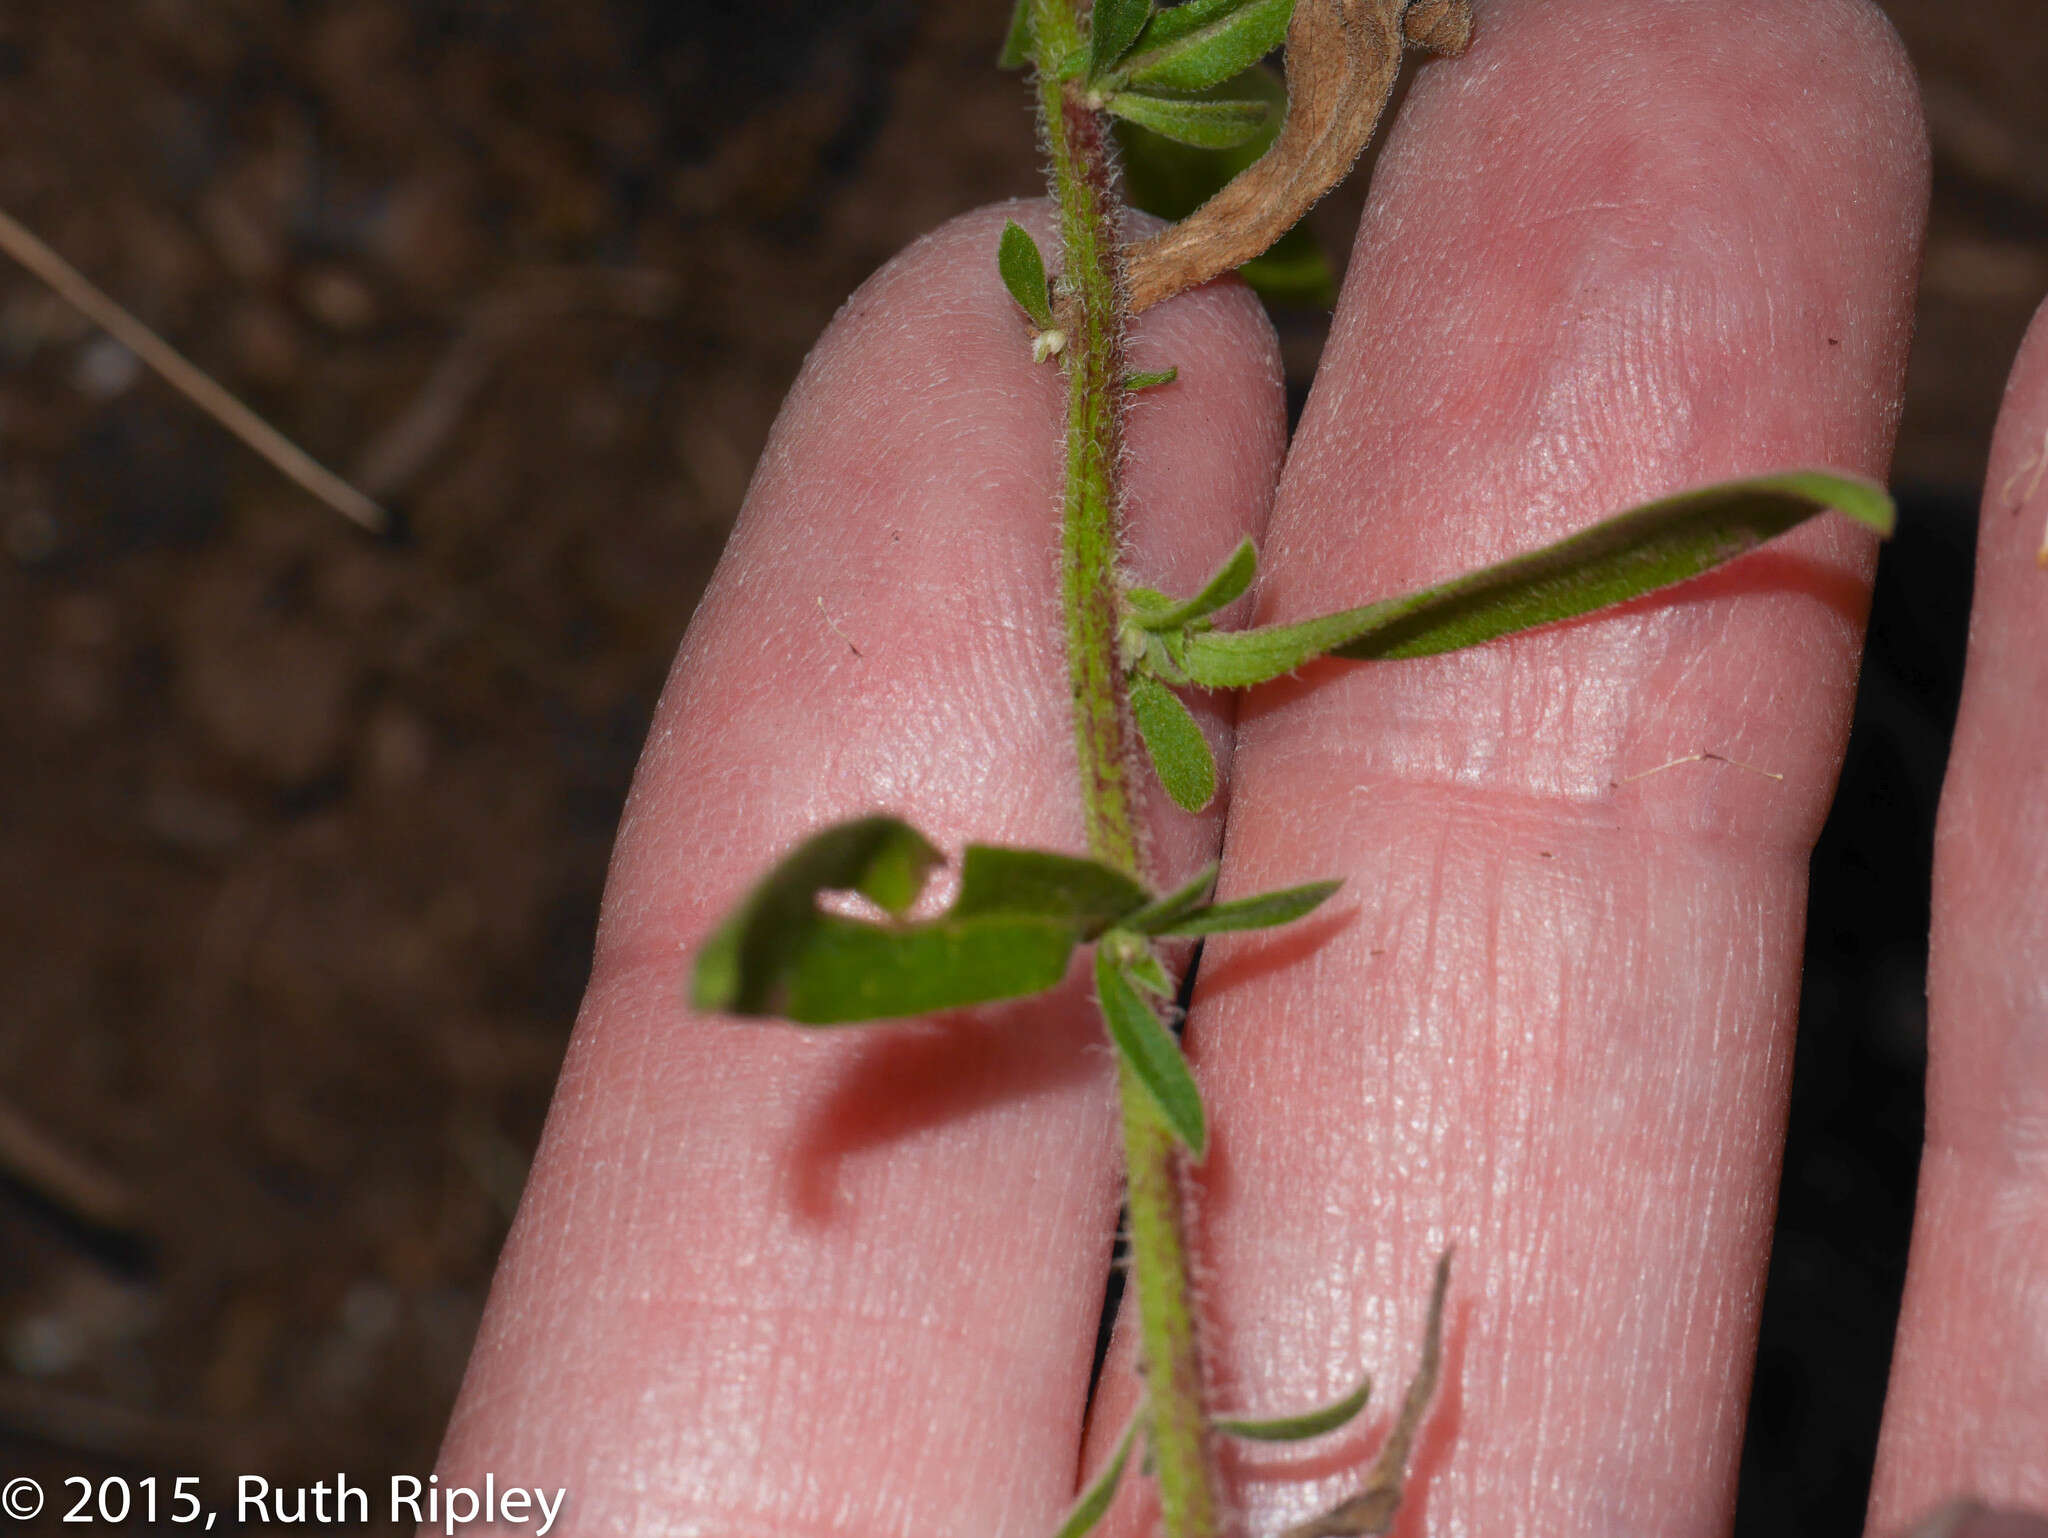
[
  {"left": 433, "top": 0, "right": 2044, "bottom": 1534},
  {"left": 1868, "top": 302, "right": 2048, "bottom": 1534}
]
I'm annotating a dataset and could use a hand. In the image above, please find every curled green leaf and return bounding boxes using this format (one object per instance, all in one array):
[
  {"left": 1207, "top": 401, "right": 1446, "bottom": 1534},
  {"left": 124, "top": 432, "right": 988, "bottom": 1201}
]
[
  {"left": 692, "top": 817, "right": 1152, "bottom": 1025},
  {"left": 769, "top": 913, "right": 1080, "bottom": 1024},
  {"left": 1179, "top": 470, "right": 1896, "bottom": 689},
  {"left": 1105, "top": 89, "right": 1269, "bottom": 150},
  {"left": 1052, "top": 1412, "right": 1142, "bottom": 1538},
  {"left": 691, "top": 817, "right": 937, "bottom": 1014},
  {"left": 998, "top": 220, "right": 1056, "bottom": 330},
  {"left": 1130, "top": 675, "right": 1217, "bottom": 813},
  {"left": 1141, "top": 877, "right": 1341, "bottom": 938},
  {"left": 1097, "top": 944, "right": 1207, "bottom": 1156},
  {"left": 1117, "top": 0, "right": 1292, "bottom": 93},
  {"left": 1214, "top": 1372, "right": 1372, "bottom": 1442},
  {"left": 1090, "top": 0, "right": 1155, "bottom": 77},
  {"left": 953, "top": 843, "right": 1152, "bottom": 931}
]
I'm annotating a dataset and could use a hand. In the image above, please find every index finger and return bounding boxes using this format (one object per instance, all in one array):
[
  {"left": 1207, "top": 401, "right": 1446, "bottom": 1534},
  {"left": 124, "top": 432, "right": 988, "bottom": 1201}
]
[{"left": 430, "top": 204, "right": 1286, "bottom": 1535}]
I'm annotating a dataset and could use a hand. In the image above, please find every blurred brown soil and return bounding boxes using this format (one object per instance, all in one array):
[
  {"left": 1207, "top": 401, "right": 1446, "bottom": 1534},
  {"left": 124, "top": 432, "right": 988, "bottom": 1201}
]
[{"left": 0, "top": 1, "right": 2041, "bottom": 1532}]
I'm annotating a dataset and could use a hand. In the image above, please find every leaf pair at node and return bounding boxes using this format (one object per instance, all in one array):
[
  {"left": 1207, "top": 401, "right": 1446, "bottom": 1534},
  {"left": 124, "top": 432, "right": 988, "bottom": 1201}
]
[
  {"left": 1120, "top": 536, "right": 1256, "bottom": 813},
  {"left": 1115, "top": 473, "right": 1894, "bottom": 815},
  {"left": 1100, "top": 0, "right": 1293, "bottom": 93},
  {"left": 1094, "top": 861, "right": 1335, "bottom": 1154},
  {"left": 1048, "top": 1252, "right": 1449, "bottom": 1538},
  {"left": 692, "top": 815, "right": 1340, "bottom": 1028},
  {"left": 1001, "top": 0, "right": 1291, "bottom": 150},
  {"left": 1047, "top": 1373, "right": 1372, "bottom": 1538},
  {"left": 998, "top": 220, "right": 1073, "bottom": 364},
  {"left": 1000, "top": 224, "right": 1183, "bottom": 383},
  {"left": 1093, "top": 0, "right": 1292, "bottom": 150},
  {"left": 1173, "top": 471, "right": 1897, "bottom": 689}
]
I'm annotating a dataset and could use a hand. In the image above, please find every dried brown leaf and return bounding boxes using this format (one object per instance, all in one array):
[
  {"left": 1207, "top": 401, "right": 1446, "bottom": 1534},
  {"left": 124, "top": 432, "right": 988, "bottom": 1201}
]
[
  {"left": 1277, "top": 1250, "right": 1453, "bottom": 1538},
  {"left": 1122, "top": 0, "right": 1472, "bottom": 314}
]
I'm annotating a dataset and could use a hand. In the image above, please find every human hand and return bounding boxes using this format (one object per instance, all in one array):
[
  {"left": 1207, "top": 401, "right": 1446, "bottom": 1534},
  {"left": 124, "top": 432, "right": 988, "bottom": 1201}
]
[{"left": 430, "top": 2, "right": 2048, "bottom": 1534}]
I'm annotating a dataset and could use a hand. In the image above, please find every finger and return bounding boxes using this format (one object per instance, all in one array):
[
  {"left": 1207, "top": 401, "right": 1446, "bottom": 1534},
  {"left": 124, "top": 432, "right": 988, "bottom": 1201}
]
[
  {"left": 1090, "top": 1, "right": 1926, "bottom": 1533},
  {"left": 1868, "top": 298, "right": 2048, "bottom": 1533},
  {"left": 432, "top": 203, "right": 1286, "bottom": 1536}
]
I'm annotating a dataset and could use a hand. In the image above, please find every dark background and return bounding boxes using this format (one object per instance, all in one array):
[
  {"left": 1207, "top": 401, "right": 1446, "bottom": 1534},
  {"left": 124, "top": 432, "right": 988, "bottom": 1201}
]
[{"left": 0, "top": 2, "right": 2042, "bottom": 1532}]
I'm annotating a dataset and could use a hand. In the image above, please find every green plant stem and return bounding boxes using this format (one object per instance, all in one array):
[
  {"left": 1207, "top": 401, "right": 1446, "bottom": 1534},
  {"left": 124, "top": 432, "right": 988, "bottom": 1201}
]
[
  {"left": 1118, "top": 1059, "right": 1221, "bottom": 1538},
  {"left": 1042, "top": 45, "right": 1142, "bottom": 880},
  {"left": 1035, "top": 3, "right": 1223, "bottom": 1533}
]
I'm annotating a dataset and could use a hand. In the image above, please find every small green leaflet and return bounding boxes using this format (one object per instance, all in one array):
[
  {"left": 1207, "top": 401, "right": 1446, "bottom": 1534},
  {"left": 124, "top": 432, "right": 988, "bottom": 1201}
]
[
  {"left": 1115, "top": 0, "right": 1293, "bottom": 93},
  {"left": 1214, "top": 1373, "right": 1373, "bottom": 1442},
  {"left": 1130, "top": 676, "right": 1216, "bottom": 813},
  {"left": 1146, "top": 879, "right": 1340, "bottom": 938},
  {"left": 1179, "top": 470, "right": 1896, "bottom": 689},
  {"left": 1126, "top": 536, "right": 1257, "bottom": 631},
  {"left": 998, "top": 221, "right": 1055, "bottom": 330},
  {"left": 1097, "top": 944, "right": 1206, "bottom": 1156},
  {"left": 1114, "top": 863, "right": 1340, "bottom": 938},
  {"left": 1123, "top": 946, "right": 1175, "bottom": 997},
  {"left": 1051, "top": 1412, "right": 1141, "bottom": 1538},
  {"left": 1124, "top": 366, "right": 1179, "bottom": 391},
  {"left": 1105, "top": 90, "right": 1269, "bottom": 150},
  {"left": 1122, "top": 863, "right": 1217, "bottom": 933},
  {"left": 692, "top": 817, "right": 1144, "bottom": 1025},
  {"left": 1090, "top": 0, "right": 1155, "bottom": 78},
  {"left": 999, "top": 0, "right": 1035, "bottom": 68}
]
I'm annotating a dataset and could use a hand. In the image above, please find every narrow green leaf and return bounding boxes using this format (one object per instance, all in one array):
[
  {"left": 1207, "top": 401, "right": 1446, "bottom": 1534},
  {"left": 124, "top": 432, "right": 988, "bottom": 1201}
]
[
  {"left": 1215, "top": 1373, "right": 1372, "bottom": 1442},
  {"left": 1053, "top": 1412, "right": 1141, "bottom": 1538},
  {"left": 1120, "top": 0, "right": 1292, "bottom": 93},
  {"left": 1123, "top": 863, "right": 1217, "bottom": 934},
  {"left": 997, "top": 221, "right": 1055, "bottom": 330},
  {"left": 999, "top": 0, "right": 1036, "bottom": 68},
  {"left": 1150, "top": 878, "right": 1341, "bottom": 938},
  {"left": 1130, "top": 675, "right": 1217, "bottom": 813},
  {"left": 1090, "top": 0, "right": 1155, "bottom": 77},
  {"left": 1104, "top": 90, "right": 1269, "bottom": 149},
  {"left": 1097, "top": 946, "right": 1207, "bottom": 1155},
  {"left": 954, "top": 843, "right": 1151, "bottom": 936},
  {"left": 1124, "top": 366, "right": 1179, "bottom": 391},
  {"left": 1129, "top": 537, "right": 1257, "bottom": 632},
  {"left": 1180, "top": 470, "right": 1896, "bottom": 689},
  {"left": 692, "top": 817, "right": 1157, "bottom": 1025}
]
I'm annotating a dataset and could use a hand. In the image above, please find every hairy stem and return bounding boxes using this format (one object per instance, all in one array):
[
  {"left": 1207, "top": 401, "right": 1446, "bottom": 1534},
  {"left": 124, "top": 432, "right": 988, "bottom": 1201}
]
[
  {"left": 1035, "top": 3, "right": 1223, "bottom": 1533},
  {"left": 1042, "top": 49, "right": 1142, "bottom": 878}
]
